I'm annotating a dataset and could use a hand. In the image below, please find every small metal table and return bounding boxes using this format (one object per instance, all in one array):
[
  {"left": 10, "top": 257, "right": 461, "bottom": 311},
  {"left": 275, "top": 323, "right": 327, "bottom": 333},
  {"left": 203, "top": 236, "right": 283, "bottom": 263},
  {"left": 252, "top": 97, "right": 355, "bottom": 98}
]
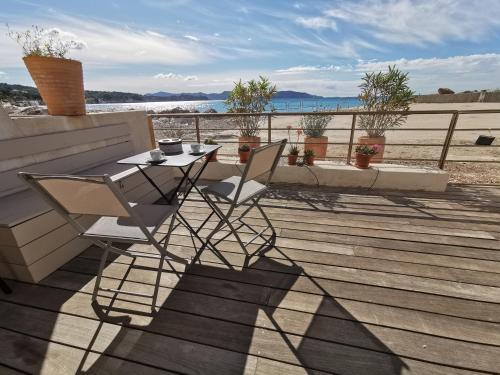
[{"left": 117, "top": 144, "right": 223, "bottom": 261}]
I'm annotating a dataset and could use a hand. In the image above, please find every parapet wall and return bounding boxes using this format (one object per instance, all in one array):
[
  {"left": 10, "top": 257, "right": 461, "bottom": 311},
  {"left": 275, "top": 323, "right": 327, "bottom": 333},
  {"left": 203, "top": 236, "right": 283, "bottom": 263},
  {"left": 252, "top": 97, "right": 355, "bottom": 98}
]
[{"left": 414, "top": 92, "right": 500, "bottom": 103}]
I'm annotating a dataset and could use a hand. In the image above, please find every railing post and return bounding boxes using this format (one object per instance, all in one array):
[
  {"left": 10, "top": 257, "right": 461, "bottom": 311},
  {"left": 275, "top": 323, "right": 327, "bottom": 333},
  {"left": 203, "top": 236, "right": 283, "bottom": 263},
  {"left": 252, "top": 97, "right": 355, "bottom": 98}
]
[
  {"left": 267, "top": 114, "right": 272, "bottom": 144},
  {"left": 346, "top": 114, "right": 357, "bottom": 165},
  {"left": 195, "top": 116, "right": 201, "bottom": 144},
  {"left": 147, "top": 115, "right": 156, "bottom": 149},
  {"left": 438, "top": 112, "right": 459, "bottom": 169}
]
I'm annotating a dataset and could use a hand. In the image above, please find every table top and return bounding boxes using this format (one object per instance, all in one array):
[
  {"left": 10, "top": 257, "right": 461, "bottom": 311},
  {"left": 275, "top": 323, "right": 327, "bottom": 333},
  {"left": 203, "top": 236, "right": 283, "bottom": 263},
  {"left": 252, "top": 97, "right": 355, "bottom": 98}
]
[{"left": 117, "top": 144, "right": 221, "bottom": 167}]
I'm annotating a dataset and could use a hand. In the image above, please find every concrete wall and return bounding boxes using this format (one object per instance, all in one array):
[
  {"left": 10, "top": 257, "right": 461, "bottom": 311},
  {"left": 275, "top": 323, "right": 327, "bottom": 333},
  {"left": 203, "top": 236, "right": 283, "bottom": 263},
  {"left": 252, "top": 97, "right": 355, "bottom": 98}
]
[
  {"left": 199, "top": 160, "right": 449, "bottom": 192},
  {"left": 414, "top": 92, "right": 500, "bottom": 103}
]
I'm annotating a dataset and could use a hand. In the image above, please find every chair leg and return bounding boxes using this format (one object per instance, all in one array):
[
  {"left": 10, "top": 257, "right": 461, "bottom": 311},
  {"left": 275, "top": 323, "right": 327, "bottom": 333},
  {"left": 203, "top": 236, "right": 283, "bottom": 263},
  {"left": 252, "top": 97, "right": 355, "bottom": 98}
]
[
  {"left": 151, "top": 255, "right": 165, "bottom": 310},
  {"left": 92, "top": 246, "right": 110, "bottom": 301}
]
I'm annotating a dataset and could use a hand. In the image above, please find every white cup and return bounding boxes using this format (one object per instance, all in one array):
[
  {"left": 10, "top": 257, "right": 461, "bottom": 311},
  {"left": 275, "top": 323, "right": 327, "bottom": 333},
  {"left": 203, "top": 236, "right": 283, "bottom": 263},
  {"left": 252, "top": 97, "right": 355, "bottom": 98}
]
[
  {"left": 190, "top": 143, "right": 202, "bottom": 153},
  {"left": 150, "top": 149, "right": 164, "bottom": 161}
]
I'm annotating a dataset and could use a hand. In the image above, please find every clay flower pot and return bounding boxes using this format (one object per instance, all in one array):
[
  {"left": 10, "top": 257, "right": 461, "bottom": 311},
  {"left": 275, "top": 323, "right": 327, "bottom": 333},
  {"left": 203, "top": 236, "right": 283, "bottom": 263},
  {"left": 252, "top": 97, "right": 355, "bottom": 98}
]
[
  {"left": 23, "top": 56, "right": 86, "bottom": 116},
  {"left": 304, "top": 136, "right": 328, "bottom": 160},
  {"left": 205, "top": 149, "right": 218, "bottom": 162},
  {"left": 358, "top": 136, "right": 385, "bottom": 162},
  {"left": 288, "top": 154, "right": 298, "bottom": 165},
  {"left": 355, "top": 153, "right": 372, "bottom": 169},
  {"left": 304, "top": 156, "right": 315, "bottom": 166},
  {"left": 239, "top": 150, "right": 250, "bottom": 163},
  {"left": 238, "top": 136, "right": 261, "bottom": 150}
]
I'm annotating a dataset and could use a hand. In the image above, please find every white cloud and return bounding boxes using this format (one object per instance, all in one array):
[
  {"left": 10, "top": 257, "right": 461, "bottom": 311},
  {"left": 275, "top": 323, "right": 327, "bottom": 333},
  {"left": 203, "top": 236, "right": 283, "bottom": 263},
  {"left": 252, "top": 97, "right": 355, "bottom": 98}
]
[
  {"left": 184, "top": 35, "right": 200, "bottom": 42},
  {"left": 0, "top": 71, "right": 6, "bottom": 75},
  {"left": 355, "top": 53, "right": 500, "bottom": 74},
  {"left": 155, "top": 73, "right": 199, "bottom": 81},
  {"left": 295, "top": 16, "right": 337, "bottom": 30},
  {"left": 0, "top": 16, "right": 211, "bottom": 68},
  {"left": 325, "top": 0, "right": 500, "bottom": 46},
  {"left": 275, "top": 65, "right": 341, "bottom": 74}
]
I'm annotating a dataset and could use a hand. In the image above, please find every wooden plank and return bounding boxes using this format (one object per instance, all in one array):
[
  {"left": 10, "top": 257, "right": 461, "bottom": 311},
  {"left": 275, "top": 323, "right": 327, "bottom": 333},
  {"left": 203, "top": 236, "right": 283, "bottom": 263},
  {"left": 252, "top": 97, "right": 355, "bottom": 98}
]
[
  {"left": 0, "top": 122, "right": 130, "bottom": 161},
  {"left": 0, "top": 327, "right": 175, "bottom": 375},
  {"left": 64, "top": 254, "right": 500, "bottom": 325},
  {"left": 1, "top": 285, "right": 495, "bottom": 374},
  {"left": 25, "top": 267, "right": 500, "bottom": 348},
  {"left": 0, "top": 301, "right": 320, "bottom": 375}
]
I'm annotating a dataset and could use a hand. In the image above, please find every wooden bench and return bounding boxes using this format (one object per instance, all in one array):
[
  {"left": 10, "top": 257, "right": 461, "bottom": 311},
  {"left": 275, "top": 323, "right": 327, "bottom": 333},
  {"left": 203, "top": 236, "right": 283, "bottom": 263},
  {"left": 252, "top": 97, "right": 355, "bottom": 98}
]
[{"left": 0, "top": 109, "right": 174, "bottom": 283}]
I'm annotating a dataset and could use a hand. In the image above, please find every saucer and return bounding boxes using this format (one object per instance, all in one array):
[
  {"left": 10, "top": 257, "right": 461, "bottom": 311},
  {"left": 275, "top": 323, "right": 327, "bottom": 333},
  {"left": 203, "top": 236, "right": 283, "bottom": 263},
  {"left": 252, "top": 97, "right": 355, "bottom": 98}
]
[
  {"left": 189, "top": 149, "right": 205, "bottom": 155},
  {"left": 146, "top": 157, "right": 167, "bottom": 164}
]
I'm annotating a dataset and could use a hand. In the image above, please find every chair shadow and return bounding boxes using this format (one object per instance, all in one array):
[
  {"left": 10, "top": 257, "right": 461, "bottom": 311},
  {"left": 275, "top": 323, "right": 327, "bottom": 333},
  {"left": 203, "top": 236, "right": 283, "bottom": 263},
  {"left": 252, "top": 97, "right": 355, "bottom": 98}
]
[{"left": 81, "top": 253, "right": 408, "bottom": 374}]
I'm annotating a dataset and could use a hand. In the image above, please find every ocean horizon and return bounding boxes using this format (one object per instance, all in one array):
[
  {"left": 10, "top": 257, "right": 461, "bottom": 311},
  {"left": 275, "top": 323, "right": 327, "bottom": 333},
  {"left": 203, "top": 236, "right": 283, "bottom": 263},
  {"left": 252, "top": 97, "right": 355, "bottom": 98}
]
[{"left": 86, "top": 97, "right": 361, "bottom": 113}]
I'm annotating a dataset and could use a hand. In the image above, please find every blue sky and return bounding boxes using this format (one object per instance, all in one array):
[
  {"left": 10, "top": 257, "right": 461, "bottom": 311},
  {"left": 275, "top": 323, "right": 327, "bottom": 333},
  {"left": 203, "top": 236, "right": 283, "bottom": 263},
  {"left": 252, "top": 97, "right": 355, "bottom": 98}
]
[{"left": 1, "top": 0, "right": 500, "bottom": 96}]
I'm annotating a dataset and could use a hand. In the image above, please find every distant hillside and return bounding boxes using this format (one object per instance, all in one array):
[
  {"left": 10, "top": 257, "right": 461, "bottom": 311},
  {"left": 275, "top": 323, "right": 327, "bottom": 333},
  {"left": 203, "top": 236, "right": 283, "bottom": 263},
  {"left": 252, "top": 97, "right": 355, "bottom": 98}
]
[
  {"left": 273, "top": 90, "right": 322, "bottom": 99},
  {"left": 0, "top": 83, "right": 41, "bottom": 103},
  {"left": 1, "top": 83, "right": 330, "bottom": 106},
  {"left": 146, "top": 90, "right": 324, "bottom": 100},
  {"left": 0, "top": 83, "right": 209, "bottom": 104}
]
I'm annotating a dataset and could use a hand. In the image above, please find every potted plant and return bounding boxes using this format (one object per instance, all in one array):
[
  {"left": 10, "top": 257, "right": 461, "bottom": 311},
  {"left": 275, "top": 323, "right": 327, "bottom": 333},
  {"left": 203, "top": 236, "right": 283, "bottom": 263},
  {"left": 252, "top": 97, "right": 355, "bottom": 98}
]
[
  {"left": 8, "top": 25, "right": 86, "bottom": 116},
  {"left": 303, "top": 149, "right": 315, "bottom": 166},
  {"left": 300, "top": 110, "right": 333, "bottom": 160},
  {"left": 204, "top": 138, "right": 219, "bottom": 162},
  {"left": 225, "top": 76, "right": 277, "bottom": 150},
  {"left": 355, "top": 144, "right": 380, "bottom": 169},
  {"left": 358, "top": 65, "right": 413, "bottom": 162},
  {"left": 238, "top": 144, "right": 251, "bottom": 163},
  {"left": 287, "top": 125, "right": 302, "bottom": 165}
]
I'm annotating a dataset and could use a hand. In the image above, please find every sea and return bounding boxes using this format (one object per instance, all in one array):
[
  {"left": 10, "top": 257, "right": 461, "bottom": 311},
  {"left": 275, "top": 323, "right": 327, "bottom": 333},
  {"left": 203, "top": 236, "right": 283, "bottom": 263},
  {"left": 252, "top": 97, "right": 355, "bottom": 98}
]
[{"left": 86, "top": 97, "right": 361, "bottom": 113}]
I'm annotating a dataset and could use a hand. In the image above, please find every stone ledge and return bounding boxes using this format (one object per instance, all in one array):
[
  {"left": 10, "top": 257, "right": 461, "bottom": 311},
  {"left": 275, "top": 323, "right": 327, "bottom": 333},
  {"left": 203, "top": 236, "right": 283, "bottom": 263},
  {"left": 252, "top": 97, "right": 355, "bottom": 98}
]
[{"left": 199, "top": 160, "right": 449, "bottom": 192}]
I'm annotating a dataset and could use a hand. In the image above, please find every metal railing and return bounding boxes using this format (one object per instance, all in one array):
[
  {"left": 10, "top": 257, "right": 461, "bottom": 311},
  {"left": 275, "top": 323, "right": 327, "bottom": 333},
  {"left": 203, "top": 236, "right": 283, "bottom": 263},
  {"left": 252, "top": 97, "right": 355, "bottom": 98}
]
[{"left": 148, "top": 109, "right": 500, "bottom": 169}]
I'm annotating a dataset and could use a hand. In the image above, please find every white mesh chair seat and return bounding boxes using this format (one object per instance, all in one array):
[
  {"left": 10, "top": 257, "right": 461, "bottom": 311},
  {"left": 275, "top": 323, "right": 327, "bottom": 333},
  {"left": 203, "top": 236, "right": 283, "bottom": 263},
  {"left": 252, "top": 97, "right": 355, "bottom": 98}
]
[
  {"left": 202, "top": 176, "right": 267, "bottom": 205},
  {"left": 18, "top": 172, "right": 186, "bottom": 311},
  {"left": 84, "top": 204, "right": 177, "bottom": 243}
]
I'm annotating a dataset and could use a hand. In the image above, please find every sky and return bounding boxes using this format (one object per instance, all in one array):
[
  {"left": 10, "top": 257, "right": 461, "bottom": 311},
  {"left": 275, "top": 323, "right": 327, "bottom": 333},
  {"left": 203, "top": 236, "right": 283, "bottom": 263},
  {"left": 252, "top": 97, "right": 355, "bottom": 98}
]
[{"left": 1, "top": 0, "right": 500, "bottom": 96}]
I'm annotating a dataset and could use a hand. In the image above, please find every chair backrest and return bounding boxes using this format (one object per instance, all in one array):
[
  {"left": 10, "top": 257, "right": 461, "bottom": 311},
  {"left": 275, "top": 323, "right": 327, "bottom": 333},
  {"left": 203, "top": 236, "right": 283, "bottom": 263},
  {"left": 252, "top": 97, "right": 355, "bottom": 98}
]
[
  {"left": 241, "top": 139, "right": 287, "bottom": 184},
  {"left": 18, "top": 173, "right": 131, "bottom": 218}
]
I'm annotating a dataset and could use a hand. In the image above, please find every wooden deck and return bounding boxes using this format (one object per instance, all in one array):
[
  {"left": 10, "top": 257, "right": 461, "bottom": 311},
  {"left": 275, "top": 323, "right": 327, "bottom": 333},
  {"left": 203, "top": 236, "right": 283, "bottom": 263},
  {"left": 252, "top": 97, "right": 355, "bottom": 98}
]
[{"left": 1, "top": 184, "right": 500, "bottom": 374}]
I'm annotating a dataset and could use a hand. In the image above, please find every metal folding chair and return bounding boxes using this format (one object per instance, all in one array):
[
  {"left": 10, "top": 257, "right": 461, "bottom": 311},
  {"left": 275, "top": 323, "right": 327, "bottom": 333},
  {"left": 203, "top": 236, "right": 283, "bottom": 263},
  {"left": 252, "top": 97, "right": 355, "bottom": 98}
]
[
  {"left": 194, "top": 139, "right": 287, "bottom": 263},
  {"left": 18, "top": 173, "right": 187, "bottom": 310}
]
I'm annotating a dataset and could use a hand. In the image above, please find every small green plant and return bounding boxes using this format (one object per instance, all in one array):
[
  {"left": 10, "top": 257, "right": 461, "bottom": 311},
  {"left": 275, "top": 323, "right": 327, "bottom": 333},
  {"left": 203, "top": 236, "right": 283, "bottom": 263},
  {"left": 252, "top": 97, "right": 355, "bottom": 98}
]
[
  {"left": 358, "top": 65, "right": 414, "bottom": 137},
  {"left": 304, "top": 149, "right": 315, "bottom": 157},
  {"left": 7, "top": 24, "right": 84, "bottom": 58},
  {"left": 204, "top": 138, "right": 218, "bottom": 145},
  {"left": 300, "top": 109, "right": 333, "bottom": 137},
  {"left": 287, "top": 125, "right": 302, "bottom": 155},
  {"left": 355, "top": 144, "right": 380, "bottom": 155},
  {"left": 225, "top": 76, "right": 277, "bottom": 137},
  {"left": 238, "top": 143, "right": 250, "bottom": 152}
]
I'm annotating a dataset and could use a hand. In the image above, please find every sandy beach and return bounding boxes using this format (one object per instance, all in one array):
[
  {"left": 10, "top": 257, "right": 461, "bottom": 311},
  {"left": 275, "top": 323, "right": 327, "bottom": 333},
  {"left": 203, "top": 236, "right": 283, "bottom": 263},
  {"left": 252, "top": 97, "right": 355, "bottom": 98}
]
[{"left": 153, "top": 102, "right": 500, "bottom": 183}]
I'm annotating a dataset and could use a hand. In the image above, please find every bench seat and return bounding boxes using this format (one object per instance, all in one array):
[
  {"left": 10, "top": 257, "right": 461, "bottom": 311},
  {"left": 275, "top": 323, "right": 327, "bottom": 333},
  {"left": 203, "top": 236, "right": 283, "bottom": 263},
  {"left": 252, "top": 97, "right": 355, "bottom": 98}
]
[{"left": 0, "top": 110, "right": 177, "bottom": 283}]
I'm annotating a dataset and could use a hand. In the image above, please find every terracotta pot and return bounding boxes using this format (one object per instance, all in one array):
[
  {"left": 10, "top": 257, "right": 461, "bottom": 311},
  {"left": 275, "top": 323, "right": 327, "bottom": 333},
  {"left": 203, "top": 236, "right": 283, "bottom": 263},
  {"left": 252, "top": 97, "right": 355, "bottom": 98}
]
[
  {"left": 355, "top": 153, "right": 372, "bottom": 169},
  {"left": 288, "top": 154, "right": 298, "bottom": 165},
  {"left": 304, "top": 156, "right": 315, "bottom": 166},
  {"left": 239, "top": 150, "right": 250, "bottom": 163},
  {"left": 23, "top": 56, "right": 85, "bottom": 116},
  {"left": 205, "top": 149, "right": 218, "bottom": 162},
  {"left": 238, "top": 136, "right": 261, "bottom": 150},
  {"left": 304, "top": 136, "right": 328, "bottom": 160},
  {"left": 357, "top": 136, "right": 385, "bottom": 162}
]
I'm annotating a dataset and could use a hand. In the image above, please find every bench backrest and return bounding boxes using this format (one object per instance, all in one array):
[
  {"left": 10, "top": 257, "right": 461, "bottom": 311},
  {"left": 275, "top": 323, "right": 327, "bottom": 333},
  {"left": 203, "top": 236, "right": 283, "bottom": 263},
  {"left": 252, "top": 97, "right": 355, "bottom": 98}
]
[{"left": 0, "top": 110, "right": 151, "bottom": 198}]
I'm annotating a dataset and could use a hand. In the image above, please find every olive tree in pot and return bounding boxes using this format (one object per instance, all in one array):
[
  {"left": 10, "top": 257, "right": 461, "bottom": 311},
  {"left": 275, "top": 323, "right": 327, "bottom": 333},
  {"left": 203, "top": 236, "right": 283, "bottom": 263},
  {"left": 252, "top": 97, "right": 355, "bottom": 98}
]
[
  {"left": 358, "top": 66, "right": 413, "bottom": 162},
  {"left": 8, "top": 25, "right": 86, "bottom": 116},
  {"left": 300, "top": 110, "right": 333, "bottom": 160},
  {"left": 225, "top": 76, "right": 277, "bottom": 150}
]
